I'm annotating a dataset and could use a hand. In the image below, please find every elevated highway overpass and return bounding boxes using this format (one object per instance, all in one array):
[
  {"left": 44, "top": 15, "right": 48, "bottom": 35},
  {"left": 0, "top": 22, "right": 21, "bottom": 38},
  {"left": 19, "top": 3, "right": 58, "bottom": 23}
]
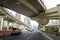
[
  {"left": 0, "top": 0, "right": 59, "bottom": 27},
  {"left": 0, "top": 6, "right": 29, "bottom": 27},
  {"left": 31, "top": 6, "right": 60, "bottom": 25}
]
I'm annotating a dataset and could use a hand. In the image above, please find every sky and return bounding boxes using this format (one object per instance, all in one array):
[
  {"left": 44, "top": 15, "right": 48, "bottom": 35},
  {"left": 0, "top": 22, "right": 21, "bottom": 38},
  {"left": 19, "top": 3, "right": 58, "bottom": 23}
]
[
  {"left": 21, "top": 15, "right": 39, "bottom": 27},
  {"left": 43, "top": 0, "right": 60, "bottom": 9}
]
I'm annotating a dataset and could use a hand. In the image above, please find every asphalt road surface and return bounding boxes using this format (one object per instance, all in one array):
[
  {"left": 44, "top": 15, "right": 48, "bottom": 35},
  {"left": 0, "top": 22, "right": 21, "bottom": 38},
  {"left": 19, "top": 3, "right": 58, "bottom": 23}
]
[
  {"left": 41, "top": 31, "right": 60, "bottom": 40},
  {"left": 2, "top": 30, "right": 49, "bottom": 40}
]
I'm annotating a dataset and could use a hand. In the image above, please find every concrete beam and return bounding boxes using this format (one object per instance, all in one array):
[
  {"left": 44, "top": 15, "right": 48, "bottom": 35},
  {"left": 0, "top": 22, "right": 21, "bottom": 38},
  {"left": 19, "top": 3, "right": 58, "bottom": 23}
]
[
  {"left": 45, "top": 7, "right": 58, "bottom": 14},
  {"left": 31, "top": 11, "right": 58, "bottom": 18},
  {"left": 19, "top": 0, "right": 39, "bottom": 14},
  {"left": 31, "top": 6, "right": 60, "bottom": 19}
]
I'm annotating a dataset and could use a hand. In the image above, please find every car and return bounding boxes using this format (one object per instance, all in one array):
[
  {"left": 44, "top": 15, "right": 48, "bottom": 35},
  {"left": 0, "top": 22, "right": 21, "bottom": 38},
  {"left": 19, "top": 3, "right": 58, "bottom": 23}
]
[
  {"left": 26, "top": 28, "right": 34, "bottom": 32},
  {"left": 11, "top": 28, "right": 22, "bottom": 35}
]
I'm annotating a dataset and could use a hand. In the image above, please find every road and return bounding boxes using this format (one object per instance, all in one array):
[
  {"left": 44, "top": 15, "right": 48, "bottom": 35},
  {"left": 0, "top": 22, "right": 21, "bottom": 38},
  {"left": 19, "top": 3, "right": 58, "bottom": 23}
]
[
  {"left": 2, "top": 30, "right": 49, "bottom": 40},
  {"left": 41, "top": 31, "right": 60, "bottom": 40}
]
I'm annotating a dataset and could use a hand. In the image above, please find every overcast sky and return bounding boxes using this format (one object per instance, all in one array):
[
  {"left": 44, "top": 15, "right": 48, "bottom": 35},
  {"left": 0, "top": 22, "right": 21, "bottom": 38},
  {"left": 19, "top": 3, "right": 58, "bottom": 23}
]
[{"left": 43, "top": 0, "right": 60, "bottom": 9}]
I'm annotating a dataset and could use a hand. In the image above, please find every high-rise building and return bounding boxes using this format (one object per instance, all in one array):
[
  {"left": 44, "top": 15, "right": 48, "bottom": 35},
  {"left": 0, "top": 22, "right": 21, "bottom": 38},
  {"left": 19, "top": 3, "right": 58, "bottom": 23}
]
[{"left": 24, "top": 17, "right": 31, "bottom": 27}]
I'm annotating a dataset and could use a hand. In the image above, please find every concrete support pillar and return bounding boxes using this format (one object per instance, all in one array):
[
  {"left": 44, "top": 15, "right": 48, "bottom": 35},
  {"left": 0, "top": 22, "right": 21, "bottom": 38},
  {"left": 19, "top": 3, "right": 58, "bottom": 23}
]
[
  {"left": 7, "top": 21, "right": 10, "bottom": 30},
  {"left": 59, "top": 15, "right": 60, "bottom": 32},
  {"left": 38, "top": 23, "right": 41, "bottom": 29},
  {"left": 59, "top": 27, "right": 60, "bottom": 32},
  {"left": 58, "top": 6, "right": 60, "bottom": 32},
  {"left": 42, "top": 26, "right": 45, "bottom": 31},
  {"left": 0, "top": 16, "right": 4, "bottom": 30}
]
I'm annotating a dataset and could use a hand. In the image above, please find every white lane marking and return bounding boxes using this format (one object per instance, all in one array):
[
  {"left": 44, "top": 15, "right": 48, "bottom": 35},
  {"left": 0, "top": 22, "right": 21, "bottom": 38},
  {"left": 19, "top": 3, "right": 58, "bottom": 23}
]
[{"left": 37, "top": 30, "right": 54, "bottom": 40}]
